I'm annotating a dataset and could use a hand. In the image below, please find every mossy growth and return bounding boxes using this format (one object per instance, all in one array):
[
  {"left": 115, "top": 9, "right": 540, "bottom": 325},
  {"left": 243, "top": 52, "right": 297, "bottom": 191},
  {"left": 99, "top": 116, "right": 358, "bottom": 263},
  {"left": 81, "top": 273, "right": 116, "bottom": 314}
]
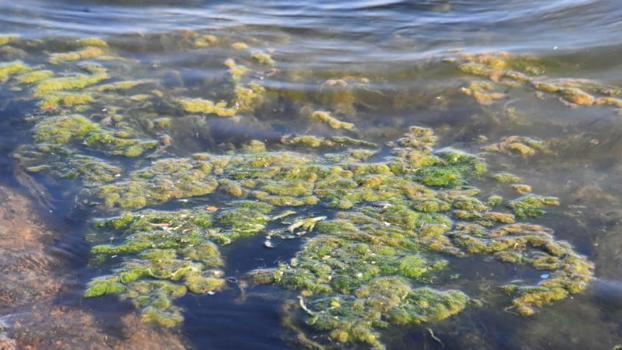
[
  {"left": 77, "top": 37, "right": 109, "bottom": 49},
  {"left": 251, "top": 51, "right": 274, "bottom": 66},
  {"left": 0, "top": 34, "right": 18, "bottom": 46},
  {"left": 33, "top": 65, "right": 109, "bottom": 97},
  {"left": 39, "top": 92, "right": 94, "bottom": 111},
  {"left": 177, "top": 97, "right": 238, "bottom": 117},
  {"left": 224, "top": 58, "right": 249, "bottom": 83},
  {"left": 32, "top": 114, "right": 158, "bottom": 157},
  {"left": 95, "top": 156, "right": 219, "bottom": 209},
  {"left": 49, "top": 46, "right": 107, "bottom": 64},
  {"left": 15, "top": 70, "right": 54, "bottom": 85},
  {"left": 309, "top": 110, "right": 355, "bottom": 131},
  {"left": 482, "top": 136, "right": 549, "bottom": 158},
  {"left": 95, "top": 79, "right": 153, "bottom": 92},
  {"left": 509, "top": 194, "right": 560, "bottom": 219},
  {"left": 194, "top": 34, "right": 218, "bottom": 48},
  {"left": 234, "top": 82, "right": 266, "bottom": 113},
  {"left": 15, "top": 146, "right": 122, "bottom": 186},
  {"left": 85, "top": 201, "right": 277, "bottom": 326},
  {"left": 457, "top": 52, "right": 622, "bottom": 111},
  {"left": 492, "top": 172, "right": 522, "bottom": 184},
  {"left": 281, "top": 134, "right": 377, "bottom": 149},
  {"left": 0, "top": 60, "right": 31, "bottom": 83}
]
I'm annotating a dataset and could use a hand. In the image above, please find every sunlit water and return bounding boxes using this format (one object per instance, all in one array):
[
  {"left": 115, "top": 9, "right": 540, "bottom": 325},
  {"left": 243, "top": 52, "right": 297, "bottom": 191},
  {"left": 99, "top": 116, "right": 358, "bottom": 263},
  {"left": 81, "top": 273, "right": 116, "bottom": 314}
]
[{"left": 1, "top": 0, "right": 622, "bottom": 349}]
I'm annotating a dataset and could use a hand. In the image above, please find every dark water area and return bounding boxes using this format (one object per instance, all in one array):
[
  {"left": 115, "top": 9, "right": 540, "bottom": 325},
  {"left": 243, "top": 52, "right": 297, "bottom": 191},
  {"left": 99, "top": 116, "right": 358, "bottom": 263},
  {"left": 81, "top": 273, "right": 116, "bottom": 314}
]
[{"left": 1, "top": 0, "right": 622, "bottom": 349}]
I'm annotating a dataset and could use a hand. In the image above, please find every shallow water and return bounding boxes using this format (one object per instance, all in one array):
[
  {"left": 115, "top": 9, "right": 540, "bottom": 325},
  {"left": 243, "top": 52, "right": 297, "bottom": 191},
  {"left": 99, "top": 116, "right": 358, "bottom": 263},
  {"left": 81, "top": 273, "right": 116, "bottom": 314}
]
[{"left": 0, "top": 0, "right": 622, "bottom": 349}]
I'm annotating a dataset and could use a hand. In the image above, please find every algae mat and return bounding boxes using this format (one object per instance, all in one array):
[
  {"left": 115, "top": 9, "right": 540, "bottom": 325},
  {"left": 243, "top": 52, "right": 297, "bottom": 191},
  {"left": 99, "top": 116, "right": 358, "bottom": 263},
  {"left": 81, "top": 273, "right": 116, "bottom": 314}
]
[{"left": 0, "top": 31, "right": 609, "bottom": 350}]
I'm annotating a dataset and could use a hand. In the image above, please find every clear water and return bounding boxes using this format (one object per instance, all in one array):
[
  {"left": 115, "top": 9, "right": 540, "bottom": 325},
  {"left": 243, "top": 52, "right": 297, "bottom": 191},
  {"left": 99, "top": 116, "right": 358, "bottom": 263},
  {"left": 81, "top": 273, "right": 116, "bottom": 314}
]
[{"left": 1, "top": 0, "right": 622, "bottom": 349}]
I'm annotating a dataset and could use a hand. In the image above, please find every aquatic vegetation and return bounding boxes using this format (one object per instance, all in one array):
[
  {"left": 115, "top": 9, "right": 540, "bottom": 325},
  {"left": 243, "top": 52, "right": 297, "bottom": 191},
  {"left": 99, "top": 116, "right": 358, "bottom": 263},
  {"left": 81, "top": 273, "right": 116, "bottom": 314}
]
[
  {"left": 251, "top": 51, "right": 274, "bottom": 66},
  {"left": 509, "top": 194, "right": 560, "bottom": 219},
  {"left": 15, "top": 147, "right": 122, "bottom": 185},
  {"left": 177, "top": 97, "right": 238, "bottom": 117},
  {"left": 281, "top": 134, "right": 377, "bottom": 149},
  {"left": 39, "top": 92, "right": 93, "bottom": 111},
  {"left": 0, "top": 60, "right": 31, "bottom": 82},
  {"left": 33, "top": 65, "right": 109, "bottom": 97},
  {"left": 309, "top": 110, "right": 355, "bottom": 130},
  {"left": 77, "top": 37, "right": 109, "bottom": 49},
  {"left": 194, "top": 34, "right": 218, "bottom": 48},
  {"left": 319, "top": 77, "right": 370, "bottom": 115},
  {"left": 231, "top": 42, "right": 249, "bottom": 51},
  {"left": 492, "top": 172, "right": 522, "bottom": 184},
  {"left": 95, "top": 79, "right": 154, "bottom": 92},
  {"left": 457, "top": 52, "right": 622, "bottom": 110},
  {"left": 224, "top": 58, "right": 250, "bottom": 83},
  {"left": 482, "top": 136, "right": 550, "bottom": 158},
  {"left": 460, "top": 81, "right": 505, "bottom": 105},
  {"left": 32, "top": 114, "right": 158, "bottom": 157},
  {"left": 94, "top": 156, "right": 219, "bottom": 209},
  {"left": 15, "top": 70, "right": 54, "bottom": 85},
  {"left": 49, "top": 46, "right": 106, "bottom": 64},
  {"left": 234, "top": 82, "right": 266, "bottom": 113},
  {"left": 0, "top": 34, "right": 18, "bottom": 46},
  {"left": 84, "top": 201, "right": 275, "bottom": 326},
  {"left": 3, "top": 33, "right": 596, "bottom": 349}
]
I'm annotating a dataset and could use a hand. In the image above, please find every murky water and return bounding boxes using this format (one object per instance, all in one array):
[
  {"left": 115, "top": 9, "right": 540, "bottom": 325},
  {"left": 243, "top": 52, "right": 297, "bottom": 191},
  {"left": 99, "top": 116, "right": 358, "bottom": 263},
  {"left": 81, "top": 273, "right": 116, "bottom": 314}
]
[{"left": 0, "top": 0, "right": 621, "bottom": 349}]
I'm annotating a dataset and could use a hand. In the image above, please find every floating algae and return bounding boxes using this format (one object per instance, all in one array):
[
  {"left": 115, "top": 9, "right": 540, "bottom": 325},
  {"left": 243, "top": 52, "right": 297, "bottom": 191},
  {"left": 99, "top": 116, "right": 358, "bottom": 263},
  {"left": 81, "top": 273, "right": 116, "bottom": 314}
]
[
  {"left": 78, "top": 125, "right": 591, "bottom": 348},
  {"left": 0, "top": 60, "right": 31, "bottom": 82},
  {"left": 456, "top": 52, "right": 622, "bottom": 110},
  {"left": 1, "top": 35, "right": 596, "bottom": 349},
  {"left": 177, "top": 97, "right": 238, "bottom": 117},
  {"left": 482, "top": 135, "right": 550, "bottom": 158},
  {"left": 309, "top": 110, "right": 355, "bottom": 131},
  {"left": 49, "top": 46, "right": 107, "bottom": 64}
]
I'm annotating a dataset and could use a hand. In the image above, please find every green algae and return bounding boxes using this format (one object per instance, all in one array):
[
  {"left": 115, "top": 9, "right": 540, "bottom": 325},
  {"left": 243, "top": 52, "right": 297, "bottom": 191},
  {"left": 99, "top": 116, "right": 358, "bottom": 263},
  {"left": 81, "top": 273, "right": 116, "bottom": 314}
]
[
  {"left": 509, "top": 194, "right": 560, "bottom": 219},
  {"left": 457, "top": 52, "right": 622, "bottom": 110},
  {"left": 251, "top": 51, "right": 275, "bottom": 66},
  {"left": 482, "top": 136, "right": 550, "bottom": 158},
  {"left": 224, "top": 58, "right": 249, "bottom": 83},
  {"left": 2, "top": 34, "right": 597, "bottom": 348},
  {"left": 49, "top": 46, "right": 107, "bottom": 64},
  {"left": 309, "top": 110, "right": 355, "bottom": 131},
  {"left": 32, "top": 114, "right": 158, "bottom": 157},
  {"left": 15, "top": 147, "right": 122, "bottom": 185},
  {"left": 85, "top": 201, "right": 276, "bottom": 326},
  {"left": 281, "top": 134, "right": 377, "bottom": 149},
  {"left": 492, "top": 172, "right": 522, "bottom": 184},
  {"left": 33, "top": 65, "right": 109, "bottom": 97},
  {"left": 0, "top": 60, "right": 31, "bottom": 83},
  {"left": 177, "top": 97, "right": 238, "bottom": 117},
  {"left": 79, "top": 125, "right": 592, "bottom": 347},
  {"left": 39, "top": 92, "right": 94, "bottom": 111},
  {"left": 0, "top": 34, "right": 18, "bottom": 46},
  {"left": 15, "top": 70, "right": 54, "bottom": 85},
  {"left": 95, "top": 157, "right": 218, "bottom": 209}
]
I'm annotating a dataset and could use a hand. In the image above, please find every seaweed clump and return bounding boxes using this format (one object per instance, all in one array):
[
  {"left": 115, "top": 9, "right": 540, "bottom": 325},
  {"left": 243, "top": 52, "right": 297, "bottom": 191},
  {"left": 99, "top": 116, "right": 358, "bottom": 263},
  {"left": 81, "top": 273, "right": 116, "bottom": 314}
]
[
  {"left": 78, "top": 126, "right": 592, "bottom": 347},
  {"left": 85, "top": 200, "right": 274, "bottom": 327},
  {"left": 456, "top": 52, "right": 622, "bottom": 110}
]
